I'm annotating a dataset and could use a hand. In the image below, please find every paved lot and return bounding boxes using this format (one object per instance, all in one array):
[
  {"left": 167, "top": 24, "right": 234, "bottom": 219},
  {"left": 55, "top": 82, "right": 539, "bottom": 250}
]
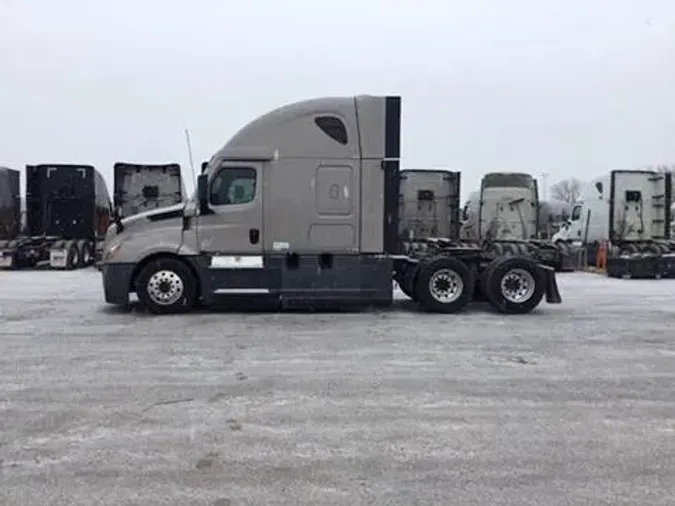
[{"left": 0, "top": 270, "right": 674, "bottom": 506}]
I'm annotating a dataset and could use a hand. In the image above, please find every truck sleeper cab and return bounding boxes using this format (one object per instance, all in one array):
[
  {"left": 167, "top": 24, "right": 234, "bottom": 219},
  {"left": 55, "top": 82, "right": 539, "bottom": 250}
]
[
  {"left": 100, "top": 95, "right": 561, "bottom": 314},
  {"left": 460, "top": 172, "right": 578, "bottom": 272},
  {"left": 553, "top": 170, "right": 675, "bottom": 278}
]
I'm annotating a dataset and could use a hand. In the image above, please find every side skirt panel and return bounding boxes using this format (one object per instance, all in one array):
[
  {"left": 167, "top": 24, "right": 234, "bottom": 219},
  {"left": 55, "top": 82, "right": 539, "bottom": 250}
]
[{"left": 191, "top": 254, "right": 393, "bottom": 307}]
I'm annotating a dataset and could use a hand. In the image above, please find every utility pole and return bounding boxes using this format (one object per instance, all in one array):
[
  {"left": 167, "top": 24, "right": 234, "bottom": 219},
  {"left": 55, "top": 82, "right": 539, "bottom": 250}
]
[{"left": 539, "top": 171, "right": 550, "bottom": 201}]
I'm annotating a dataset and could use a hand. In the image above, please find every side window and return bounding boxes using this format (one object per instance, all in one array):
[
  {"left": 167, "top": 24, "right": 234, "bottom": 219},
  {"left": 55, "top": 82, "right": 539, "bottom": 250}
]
[
  {"left": 571, "top": 205, "right": 582, "bottom": 221},
  {"left": 315, "top": 116, "right": 348, "bottom": 145},
  {"left": 209, "top": 167, "right": 257, "bottom": 206}
]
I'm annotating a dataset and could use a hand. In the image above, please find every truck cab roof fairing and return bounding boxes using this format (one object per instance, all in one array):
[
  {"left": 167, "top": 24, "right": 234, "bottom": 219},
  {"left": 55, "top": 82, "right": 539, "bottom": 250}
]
[{"left": 205, "top": 95, "right": 399, "bottom": 173}]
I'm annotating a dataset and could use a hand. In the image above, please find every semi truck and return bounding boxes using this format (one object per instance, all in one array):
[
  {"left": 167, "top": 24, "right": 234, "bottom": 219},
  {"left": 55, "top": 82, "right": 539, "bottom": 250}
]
[
  {"left": 462, "top": 191, "right": 573, "bottom": 240},
  {"left": 398, "top": 169, "right": 461, "bottom": 255},
  {"left": 0, "top": 167, "right": 21, "bottom": 246},
  {"left": 113, "top": 162, "right": 185, "bottom": 218},
  {"left": 459, "top": 172, "right": 579, "bottom": 271},
  {"left": 99, "top": 95, "right": 562, "bottom": 315},
  {"left": 552, "top": 169, "right": 675, "bottom": 278},
  {"left": 0, "top": 164, "right": 113, "bottom": 270}
]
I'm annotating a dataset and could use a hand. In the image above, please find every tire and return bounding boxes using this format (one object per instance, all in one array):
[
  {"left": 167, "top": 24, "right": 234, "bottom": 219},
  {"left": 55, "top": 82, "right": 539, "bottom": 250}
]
[
  {"left": 414, "top": 257, "right": 474, "bottom": 313},
  {"left": 135, "top": 257, "right": 198, "bottom": 314},
  {"left": 486, "top": 242, "right": 504, "bottom": 257},
  {"left": 65, "top": 241, "right": 79, "bottom": 270},
  {"left": 78, "top": 240, "right": 93, "bottom": 267},
  {"left": 482, "top": 256, "right": 545, "bottom": 314}
]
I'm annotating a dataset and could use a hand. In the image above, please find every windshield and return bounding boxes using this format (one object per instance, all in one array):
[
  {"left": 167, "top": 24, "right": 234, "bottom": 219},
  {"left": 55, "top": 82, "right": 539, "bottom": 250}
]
[{"left": 571, "top": 204, "right": 582, "bottom": 220}]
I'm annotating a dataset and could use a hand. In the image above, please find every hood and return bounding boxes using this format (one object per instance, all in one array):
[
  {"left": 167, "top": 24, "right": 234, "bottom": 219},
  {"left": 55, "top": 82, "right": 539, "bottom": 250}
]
[
  {"left": 120, "top": 202, "right": 186, "bottom": 227},
  {"left": 111, "top": 203, "right": 187, "bottom": 240}
]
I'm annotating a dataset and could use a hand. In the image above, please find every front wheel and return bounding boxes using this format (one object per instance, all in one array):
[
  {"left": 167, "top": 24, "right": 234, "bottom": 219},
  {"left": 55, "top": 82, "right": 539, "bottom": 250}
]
[
  {"left": 483, "top": 257, "right": 545, "bottom": 314},
  {"left": 135, "top": 257, "right": 198, "bottom": 314},
  {"left": 414, "top": 257, "right": 474, "bottom": 313}
]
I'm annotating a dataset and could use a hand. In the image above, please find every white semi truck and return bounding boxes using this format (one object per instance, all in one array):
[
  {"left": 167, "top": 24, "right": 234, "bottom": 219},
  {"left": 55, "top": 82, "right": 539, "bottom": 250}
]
[
  {"left": 552, "top": 169, "right": 675, "bottom": 278},
  {"left": 459, "top": 172, "right": 578, "bottom": 271}
]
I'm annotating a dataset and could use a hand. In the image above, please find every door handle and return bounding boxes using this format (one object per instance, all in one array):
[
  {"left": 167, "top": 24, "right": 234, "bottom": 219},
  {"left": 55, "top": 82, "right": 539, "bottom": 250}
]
[{"left": 249, "top": 228, "right": 260, "bottom": 244}]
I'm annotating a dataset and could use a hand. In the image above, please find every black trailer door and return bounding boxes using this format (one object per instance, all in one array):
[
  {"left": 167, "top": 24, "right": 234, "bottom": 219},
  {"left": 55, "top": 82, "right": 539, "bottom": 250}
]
[
  {"left": 27, "top": 165, "right": 95, "bottom": 239},
  {"left": 0, "top": 168, "right": 20, "bottom": 240}
]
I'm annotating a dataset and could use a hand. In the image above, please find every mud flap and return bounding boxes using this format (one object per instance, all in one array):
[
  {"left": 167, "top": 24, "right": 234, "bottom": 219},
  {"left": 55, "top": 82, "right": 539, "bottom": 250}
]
[{"left": 539, "top": 264, "right": 562, "bottom": 304}]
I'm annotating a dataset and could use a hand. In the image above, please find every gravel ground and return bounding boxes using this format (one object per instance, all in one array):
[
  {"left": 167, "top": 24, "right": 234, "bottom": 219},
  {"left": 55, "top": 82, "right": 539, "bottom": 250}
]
[{"left": 0, "top": 270, "right": 674, "bottom": 506}]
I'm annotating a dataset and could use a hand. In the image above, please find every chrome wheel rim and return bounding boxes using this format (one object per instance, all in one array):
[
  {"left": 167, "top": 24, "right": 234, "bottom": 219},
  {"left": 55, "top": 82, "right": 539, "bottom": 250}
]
[
  {"left": 428, "top": 269, "right": 464, "bottom": 303},
  {"left": 147, "top": 270, "right": 184, "bottom": 306},
  {"left": 500, "top": 268, "right": 535, "bottom": 303}
]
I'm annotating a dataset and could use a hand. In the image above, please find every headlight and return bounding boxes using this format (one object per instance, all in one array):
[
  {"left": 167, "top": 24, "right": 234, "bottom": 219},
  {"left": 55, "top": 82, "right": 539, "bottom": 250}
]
[
  {"left": 103, "top": 241, "right": 123, "bottom": 262},
  {"left": 106, "top": 223, "right": 118, "bottom": 240}
]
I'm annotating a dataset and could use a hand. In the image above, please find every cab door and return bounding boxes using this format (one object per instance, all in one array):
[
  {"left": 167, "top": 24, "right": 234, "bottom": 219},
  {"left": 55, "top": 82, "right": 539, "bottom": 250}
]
[{"left": 197, "top": 162, "right": 266, "bottom": 294}]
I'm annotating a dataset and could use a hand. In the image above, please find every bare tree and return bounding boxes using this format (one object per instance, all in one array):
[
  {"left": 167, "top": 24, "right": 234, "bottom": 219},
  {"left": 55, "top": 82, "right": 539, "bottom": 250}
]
[
  {"left": 640, "top": 163, "right": 675, "bottom": 173},
  {"left": 550, "top": 178, "right": 582, "bottom": 203}
]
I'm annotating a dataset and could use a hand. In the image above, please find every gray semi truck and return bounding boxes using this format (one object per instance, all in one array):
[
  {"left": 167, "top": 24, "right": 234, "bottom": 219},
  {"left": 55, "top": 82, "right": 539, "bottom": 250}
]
[
  {"left": 113, "top": 162, "right": 185, "bottom": 218},
  {"left": 459, "top": 172, "right": 579, "bottom": 271},
  {"left": 99, "top": 95, "right": 562, "bottom": 315},
  {"left": 0, "top": 164, "right": 112, "bottom": 269}
]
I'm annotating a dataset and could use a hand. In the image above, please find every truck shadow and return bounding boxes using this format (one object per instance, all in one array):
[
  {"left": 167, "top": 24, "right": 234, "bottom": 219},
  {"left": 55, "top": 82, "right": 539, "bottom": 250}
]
[{"left": 98, "top": 298, "right": 537, "bottom": 316}]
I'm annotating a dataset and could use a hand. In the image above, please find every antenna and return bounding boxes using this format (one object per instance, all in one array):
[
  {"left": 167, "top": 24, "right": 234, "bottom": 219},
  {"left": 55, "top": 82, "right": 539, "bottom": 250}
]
[{"left": 184, "top": 129, "right": 197, "bottom": 191}]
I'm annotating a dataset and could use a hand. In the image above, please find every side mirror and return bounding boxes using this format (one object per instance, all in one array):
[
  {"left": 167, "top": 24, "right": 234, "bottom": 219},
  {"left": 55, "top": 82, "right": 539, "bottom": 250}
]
[{"left": 197, "top": 174, "right": 210, "bottom": 214}]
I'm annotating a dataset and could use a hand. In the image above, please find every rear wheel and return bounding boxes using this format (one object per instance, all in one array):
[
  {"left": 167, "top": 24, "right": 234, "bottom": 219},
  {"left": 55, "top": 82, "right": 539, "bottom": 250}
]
[
  {"left": 483, "top": 257, "right": 545, "bottom": 314},
  {"left": 65, "top": 241, "right": 79, "bottom": 270},
  {"left": 414, "top": 257, "right": 474, "bottom": 313},
  {"left": 77, "top": 240, "right": 93, "bottom": 267},
  {"left": 135, "top": 257, "right": 198, "bottom": 314}
]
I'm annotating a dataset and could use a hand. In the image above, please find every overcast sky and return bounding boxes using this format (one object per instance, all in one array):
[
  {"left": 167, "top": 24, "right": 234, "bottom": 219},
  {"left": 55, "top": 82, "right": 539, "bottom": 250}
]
[{"left": 2, "top": 0, "right": 675, "bottom": 199}]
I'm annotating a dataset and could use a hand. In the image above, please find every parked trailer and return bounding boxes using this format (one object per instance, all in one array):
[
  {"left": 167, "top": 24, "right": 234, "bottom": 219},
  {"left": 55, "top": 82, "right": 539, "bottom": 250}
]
[
  {"left": 0, "top": 164, "right": 112, "bottom": 270},
  {"left": 0, "top": 167, "right": 20, "bottom": 241},
  {"left": 113, "top": 162, "right": 185, "bottom": 218},
  {"left": 99, "top": 95, "right": 561, "bottom": 315},
  {"left": 398, "top": 169, "right": 461, "bottom": 255},
  {"left": 459, "top": 172, "right": 579, "bottom": 271},
  {"left": 553, "top": 170, "right": 675, "bottom": 278}
]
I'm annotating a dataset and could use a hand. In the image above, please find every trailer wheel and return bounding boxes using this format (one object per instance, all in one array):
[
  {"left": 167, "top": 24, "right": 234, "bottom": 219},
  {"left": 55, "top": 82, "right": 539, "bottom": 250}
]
[
  {"left": 483, "top": 257, "right": 545, "bottom": 314},
  {"left": 76, "top": 240, "right": 93, "bottom": 267},
  {"left": 65, "top": 241, "right": 80, "bottom": 270},
  {"left": 414, "top": 257, "right": 473, "bottom": 313},
  {"left": 135, "top": 257, "right": 197, "bottom": 314}
]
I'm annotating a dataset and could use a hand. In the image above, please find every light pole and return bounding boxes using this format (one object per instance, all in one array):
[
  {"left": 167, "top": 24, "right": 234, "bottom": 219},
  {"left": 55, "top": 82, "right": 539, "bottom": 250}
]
[{"left": 540, "top": 171, "right": 550, "bottom": 201}]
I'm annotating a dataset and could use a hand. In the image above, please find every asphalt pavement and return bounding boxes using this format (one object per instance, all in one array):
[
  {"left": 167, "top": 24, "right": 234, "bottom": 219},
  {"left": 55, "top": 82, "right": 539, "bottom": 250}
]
[{"left": 0, "top": 270, "right": 674, "bottom": 506}]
